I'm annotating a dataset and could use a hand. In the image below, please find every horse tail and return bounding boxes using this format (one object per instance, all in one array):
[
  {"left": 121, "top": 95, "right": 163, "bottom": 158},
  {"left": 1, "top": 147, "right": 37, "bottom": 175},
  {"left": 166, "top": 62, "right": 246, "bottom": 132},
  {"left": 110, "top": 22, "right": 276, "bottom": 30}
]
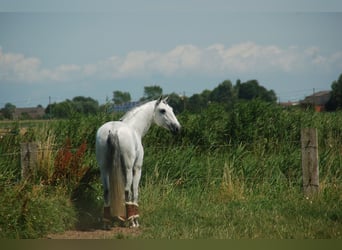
[{"left": 107, "top": 131, "right": 125, "bottom": 219}]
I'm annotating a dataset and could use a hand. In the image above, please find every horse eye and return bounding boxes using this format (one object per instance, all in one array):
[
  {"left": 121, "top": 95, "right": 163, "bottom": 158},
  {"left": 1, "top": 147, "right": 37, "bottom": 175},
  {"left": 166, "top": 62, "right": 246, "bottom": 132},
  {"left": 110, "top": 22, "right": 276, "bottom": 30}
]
[{"left": 159, "top": 109, "right": 166, "bottom": 114}]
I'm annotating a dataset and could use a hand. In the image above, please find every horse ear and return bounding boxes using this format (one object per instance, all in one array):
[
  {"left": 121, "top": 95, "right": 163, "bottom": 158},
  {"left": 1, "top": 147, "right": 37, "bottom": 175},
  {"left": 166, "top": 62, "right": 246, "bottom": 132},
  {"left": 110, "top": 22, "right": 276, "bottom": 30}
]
[
  {"left": 163, "top": 96, "right": 169, "bottom": 103},
  {"left": 156, "top": 96, "right": 163, "bottom": 106}
]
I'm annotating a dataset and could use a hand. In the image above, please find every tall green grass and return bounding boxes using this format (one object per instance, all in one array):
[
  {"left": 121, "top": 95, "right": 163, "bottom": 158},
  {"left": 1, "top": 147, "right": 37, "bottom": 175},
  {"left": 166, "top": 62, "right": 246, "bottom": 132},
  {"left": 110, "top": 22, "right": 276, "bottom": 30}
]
[
  {"left": 138, "top": 181, "right": 341, "bottom": 239},
  {"left": 0, "top": 182, "right": 76, "bottom": 238},
  {"left": 138, "top": 143, "right": 341, "bottom": 239},
  {"left": 0, "top": 101, "right": 341, "bottom": 238}
]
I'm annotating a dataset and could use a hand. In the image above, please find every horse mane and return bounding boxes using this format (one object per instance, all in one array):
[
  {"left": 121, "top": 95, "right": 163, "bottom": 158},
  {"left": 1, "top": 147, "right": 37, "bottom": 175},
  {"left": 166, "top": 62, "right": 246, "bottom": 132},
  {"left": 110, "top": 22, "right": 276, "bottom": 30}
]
[{"left": 119, "top": 100, "right": 155, "bottom": 122}]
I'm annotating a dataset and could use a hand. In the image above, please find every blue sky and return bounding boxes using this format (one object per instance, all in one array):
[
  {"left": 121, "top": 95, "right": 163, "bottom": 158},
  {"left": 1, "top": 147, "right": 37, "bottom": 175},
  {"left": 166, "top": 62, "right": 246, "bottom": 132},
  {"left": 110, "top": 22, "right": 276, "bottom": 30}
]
[{"left": 1, "top": 0, "right": 342, "bottom": 107}]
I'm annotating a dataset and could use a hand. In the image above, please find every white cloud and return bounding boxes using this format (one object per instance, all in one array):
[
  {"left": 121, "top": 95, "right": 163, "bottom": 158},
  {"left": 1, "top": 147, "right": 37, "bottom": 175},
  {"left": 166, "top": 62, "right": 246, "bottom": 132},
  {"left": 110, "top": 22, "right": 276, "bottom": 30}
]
[
  {"left": 305, "top": 46, "right": 327, "bottom": 65},
  {"left": 119, "top": 51, "right": 159, "bottom": 75},
  {"left": 1, "top": 43, "right": 341, "bottom": 84},
  {"left": 0, "top": 48, "right": 41, "bottom": 81}
]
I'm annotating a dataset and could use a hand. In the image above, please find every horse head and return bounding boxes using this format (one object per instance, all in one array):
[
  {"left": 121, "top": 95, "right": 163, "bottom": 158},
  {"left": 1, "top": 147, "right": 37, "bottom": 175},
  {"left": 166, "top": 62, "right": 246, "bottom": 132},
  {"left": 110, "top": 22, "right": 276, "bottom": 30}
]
[{"left": 154, "top": 96, "right": 181, "bottom": 135}]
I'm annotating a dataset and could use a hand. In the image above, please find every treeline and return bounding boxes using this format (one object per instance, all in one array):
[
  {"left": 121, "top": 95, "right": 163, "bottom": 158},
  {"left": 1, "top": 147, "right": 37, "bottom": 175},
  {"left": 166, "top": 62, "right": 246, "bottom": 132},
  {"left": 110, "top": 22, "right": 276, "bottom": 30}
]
[
  {"left": 169, "top": 79, "right": 277, "bottom": 114},
  {"left": 45, "top": 73, "right": 342, "bottom": 118},
  {"left": 0, "top": 79, "right": 275, "bottom": 120},
  {"left": 2, "top": 74, "right": 342, "bottom": 119},
  {"left": 44, "top": 79, "right": 277, "bottom": 118}
]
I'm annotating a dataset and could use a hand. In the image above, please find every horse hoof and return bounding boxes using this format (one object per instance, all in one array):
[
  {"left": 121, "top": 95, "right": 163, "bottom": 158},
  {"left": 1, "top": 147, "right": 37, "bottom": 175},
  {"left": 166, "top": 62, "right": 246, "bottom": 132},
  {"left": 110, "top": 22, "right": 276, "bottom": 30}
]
[
  {"left": 128, "top": 219, "right": 139, "bottom": 228},
  {"left": 134, "top": 218, "right": 139, "bottom": 228},
  {"left": 129, "top": 218, "right": 139, "bottom": 228}
]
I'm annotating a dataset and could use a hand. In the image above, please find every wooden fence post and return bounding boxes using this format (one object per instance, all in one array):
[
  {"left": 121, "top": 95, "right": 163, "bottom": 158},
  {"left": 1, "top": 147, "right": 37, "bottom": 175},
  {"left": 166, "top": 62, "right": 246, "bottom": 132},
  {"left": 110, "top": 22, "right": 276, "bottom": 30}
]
[
  {"left": 20, "top": 142, "right": 38, "bottom": 180},
  {"left": 301, "top": 128, "right": 319, "bottom": 197}
]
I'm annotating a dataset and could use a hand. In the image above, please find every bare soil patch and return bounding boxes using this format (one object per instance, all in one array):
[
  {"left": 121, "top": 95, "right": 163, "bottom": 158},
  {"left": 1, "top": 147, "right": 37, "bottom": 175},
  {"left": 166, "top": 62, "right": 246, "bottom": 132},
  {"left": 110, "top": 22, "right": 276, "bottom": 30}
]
[{"left": 46, "top": 227, "right": 142, "bottom": 239}]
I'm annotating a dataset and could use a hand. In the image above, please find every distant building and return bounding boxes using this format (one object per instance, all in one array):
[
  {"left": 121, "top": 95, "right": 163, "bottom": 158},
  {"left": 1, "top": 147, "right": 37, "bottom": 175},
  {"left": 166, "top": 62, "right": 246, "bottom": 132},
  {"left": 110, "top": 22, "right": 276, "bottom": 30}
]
[
  {"left": 13, "top": 107, "right": 45, "bottom": 119},
  {"left": 279, "top": 101, "right": 300, "bottom": 109},
  {"left": 109, "top": 101, "right": 141, "bottom": 113},
  {"left": 300, "top": 91, "right": 331, "bottom": 112}
]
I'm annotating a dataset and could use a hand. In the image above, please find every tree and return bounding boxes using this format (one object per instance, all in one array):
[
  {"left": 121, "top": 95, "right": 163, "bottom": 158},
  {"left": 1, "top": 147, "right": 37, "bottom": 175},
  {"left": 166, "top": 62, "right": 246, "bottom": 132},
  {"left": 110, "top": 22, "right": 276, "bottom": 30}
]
[
  {"left": 210, "top": 80, "right": 236, "bottom": 108},
  {"left": 72, "top": 96, "right": 99, "bottom": 114},
  {"left": 45, "top": 96, "right": 99, "bottom": 118},
  {"left": 236, "top": 80, "right": 277, "bottom": 103},
  {"left": 326, "top": 74, "right": 342, "bottom": 111},
  {"left": 2, "top": 103, "right": 16, "bottom": 119},
  {"left": 113, "top": 91, "right": 131, "bottom": 105},
  {"left": 167, "top": 93, "right": 186, "bottom": 114},
  {"left": 187, "top": 90, "right": 211, "bottom": 113},
  {"left": 47, "top": 100, "right": 75, "bottom": 118},
  {"left": 187, "top": 94, "right": 203, "bottom": 113},
  {"left": 141, "top": 85, "right": 163, "bottom": 101}
]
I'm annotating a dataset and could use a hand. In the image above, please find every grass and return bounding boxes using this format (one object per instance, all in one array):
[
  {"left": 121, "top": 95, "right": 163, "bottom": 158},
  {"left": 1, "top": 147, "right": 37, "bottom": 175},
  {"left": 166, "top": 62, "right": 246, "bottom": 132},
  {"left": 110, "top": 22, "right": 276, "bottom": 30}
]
[
  {"left": 0, "top": 105, "right": 342, "bottom": 239},
  {"left": 136, "top": 146, "right": 342, "bottom": 239},
  {"left": 138, "top": 177, "right": 342, "bottom": 239},
  {"left": 0, "top": 182, "right": 76, "bottom": 238}
]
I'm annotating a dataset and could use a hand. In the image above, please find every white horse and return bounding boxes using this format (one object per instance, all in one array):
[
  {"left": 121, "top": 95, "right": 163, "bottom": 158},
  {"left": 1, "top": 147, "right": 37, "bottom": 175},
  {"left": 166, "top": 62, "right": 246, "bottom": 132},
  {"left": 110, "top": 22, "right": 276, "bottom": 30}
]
[{"left": 96, "top": 97, "right": 181, "bottom": 228}]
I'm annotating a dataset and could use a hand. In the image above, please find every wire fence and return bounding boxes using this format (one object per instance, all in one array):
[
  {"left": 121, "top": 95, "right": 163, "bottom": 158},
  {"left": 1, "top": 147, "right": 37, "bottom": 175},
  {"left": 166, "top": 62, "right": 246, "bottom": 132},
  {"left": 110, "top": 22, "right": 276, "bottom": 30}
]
[
  {"left": 1, "top": 128, "right": 341, "bottom": 195},
  {"left": 0, "top": 140, "right": 304, "bottom": 158}
]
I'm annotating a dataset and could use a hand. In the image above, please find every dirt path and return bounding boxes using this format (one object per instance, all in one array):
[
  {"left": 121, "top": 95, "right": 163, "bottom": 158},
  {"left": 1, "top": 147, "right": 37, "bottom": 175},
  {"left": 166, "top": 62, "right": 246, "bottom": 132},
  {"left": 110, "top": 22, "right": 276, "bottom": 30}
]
[{"left": 46, "top": 227, "right": 142, "bottom": 239}]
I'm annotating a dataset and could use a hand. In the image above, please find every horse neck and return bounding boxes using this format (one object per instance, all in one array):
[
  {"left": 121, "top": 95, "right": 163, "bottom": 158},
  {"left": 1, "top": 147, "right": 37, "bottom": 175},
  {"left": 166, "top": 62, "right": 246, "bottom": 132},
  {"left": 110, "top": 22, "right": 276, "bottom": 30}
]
[{"left": 121, "top": 101, "right": 156, "bottom": 138}]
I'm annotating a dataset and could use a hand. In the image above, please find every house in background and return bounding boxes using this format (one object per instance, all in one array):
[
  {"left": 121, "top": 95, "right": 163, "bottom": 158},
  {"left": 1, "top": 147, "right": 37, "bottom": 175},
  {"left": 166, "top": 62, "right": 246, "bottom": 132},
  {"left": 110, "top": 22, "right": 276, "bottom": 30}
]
[
  {"left": 13, "top": 107, "right": 45, "bottom": 119},
  {"left": 279, "top": 101, "right": 300, "bottom": 109},
  {"left": 300, "top": 91, "right": 331, "bottom": 112}
]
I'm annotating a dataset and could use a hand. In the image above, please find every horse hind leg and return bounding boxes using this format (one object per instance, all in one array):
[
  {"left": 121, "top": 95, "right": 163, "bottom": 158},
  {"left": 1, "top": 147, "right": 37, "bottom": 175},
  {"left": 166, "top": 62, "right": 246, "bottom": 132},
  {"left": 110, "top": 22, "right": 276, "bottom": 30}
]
[
  {"left": 102, "top": 169, "right": 126, "bottom": 228},
  {"left": 124, "top": 168, "right": 138, "bottom": 228}
]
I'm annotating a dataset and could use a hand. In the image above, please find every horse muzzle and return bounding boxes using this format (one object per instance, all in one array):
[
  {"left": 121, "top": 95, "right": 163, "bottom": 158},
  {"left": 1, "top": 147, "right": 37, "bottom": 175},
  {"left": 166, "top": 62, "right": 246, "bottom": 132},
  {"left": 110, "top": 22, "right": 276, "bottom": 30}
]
[{"left": 169, "top": 123, "right": 181, "bottom": 135}]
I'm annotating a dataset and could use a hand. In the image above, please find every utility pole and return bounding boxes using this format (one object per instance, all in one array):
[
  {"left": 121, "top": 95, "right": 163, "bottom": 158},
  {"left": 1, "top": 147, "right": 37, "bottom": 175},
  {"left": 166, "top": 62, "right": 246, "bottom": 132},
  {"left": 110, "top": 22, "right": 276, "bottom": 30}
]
[
  {"left": 49, "top": 96, "right": 52, "bottom": 119},
  {"left": 312, "top": 88, "right": 316, "bottom": 111}
]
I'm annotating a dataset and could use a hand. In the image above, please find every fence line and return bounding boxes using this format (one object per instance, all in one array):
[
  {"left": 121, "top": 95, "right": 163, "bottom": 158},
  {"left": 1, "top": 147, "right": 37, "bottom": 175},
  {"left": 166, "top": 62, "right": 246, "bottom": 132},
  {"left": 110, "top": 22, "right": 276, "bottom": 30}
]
[
  {"left": 0, "top": 140, "right": 303, "bottom": 158},
  {"left": 0, "top": 128, "right": 323, "bottom": 196}
]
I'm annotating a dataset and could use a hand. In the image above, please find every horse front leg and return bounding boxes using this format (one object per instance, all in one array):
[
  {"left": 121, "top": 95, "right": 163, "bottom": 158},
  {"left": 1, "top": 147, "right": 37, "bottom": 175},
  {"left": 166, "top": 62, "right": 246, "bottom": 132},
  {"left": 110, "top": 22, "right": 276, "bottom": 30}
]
[
  {"left": 131, "top": 166, "right": 142, "bottom": 227},
  {"left": 125, "top": 166, "right": 142, "bottom": 228},
  {"left": 124, "top": 168, "right": 138, "bottom": 228}
]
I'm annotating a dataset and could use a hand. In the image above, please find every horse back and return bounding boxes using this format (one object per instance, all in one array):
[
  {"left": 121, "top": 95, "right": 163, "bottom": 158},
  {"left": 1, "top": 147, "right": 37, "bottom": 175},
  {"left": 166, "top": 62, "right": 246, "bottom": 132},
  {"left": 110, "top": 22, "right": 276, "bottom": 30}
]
[{"left": 96, "top": 121, "right": 141, "bottom": 161}]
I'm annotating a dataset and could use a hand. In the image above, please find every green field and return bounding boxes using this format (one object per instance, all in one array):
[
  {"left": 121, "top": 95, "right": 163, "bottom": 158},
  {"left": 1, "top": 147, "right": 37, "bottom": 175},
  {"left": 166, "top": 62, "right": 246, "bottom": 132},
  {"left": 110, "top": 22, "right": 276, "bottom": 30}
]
[{"left": 0, "top": 100, "right": 341, "bottom": 239}]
